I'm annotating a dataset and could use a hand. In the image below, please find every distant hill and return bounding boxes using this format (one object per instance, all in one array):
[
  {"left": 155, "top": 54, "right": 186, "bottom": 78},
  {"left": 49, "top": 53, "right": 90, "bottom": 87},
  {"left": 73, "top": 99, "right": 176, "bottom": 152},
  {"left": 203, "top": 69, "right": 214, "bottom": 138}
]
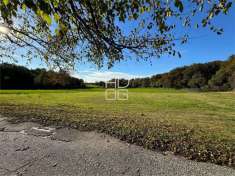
[
  {"left": 0, "top": 63, "right": 85, "bottom": 89},
  {"left": 2, "top": 55, "right": 234, "bottom": 91},
  {"left": 96, "top": 55, "right": 235, "bottom": 91},
  {"left": 127, "top": 55, "right": 235, "bottom": 91}
]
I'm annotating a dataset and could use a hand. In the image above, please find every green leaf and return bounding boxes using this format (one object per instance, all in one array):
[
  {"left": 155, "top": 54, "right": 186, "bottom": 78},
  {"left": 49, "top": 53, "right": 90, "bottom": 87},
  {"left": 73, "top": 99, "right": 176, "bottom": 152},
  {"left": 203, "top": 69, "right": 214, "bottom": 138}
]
[
  {"left": 199, "top": 4, "right": 204, "bottom": 12},
  {"left": 166, "top": 9, "right": 172, "bottom": 17},
  {"left": 133, "top": 13, "right": 138, "bottom": 19},
  {"left": 36, "top": 9, "right": 52, "bottom": 25},
  {"left": 55, "top": 28, "right": 60, "bottom": 36},
  {"left": 174, "top": 0, "right": 184, "bottom": 12},
  {"left": 54, "top": 13, "right": 60, "bottom": 23},
  {"left": 208, "top": 12, "right": 214, "bottom": 19},
  {"left": 22, "top": 4, "right": 27, "bottom": 11},
  {"left": 140, "top": 7, "right": 145, "bottom": 13},
  {"left": 3, "top": 0, "right": 9, "bottom": 6},
  {"left": 42, "top": 13, "right": 52, "bottom": 25},
  {"left": 53, "top": 0, "right": 59, "bottom": 8},
  {"left": 178, "top": 52, "right": 181, "bottom": 58},
  {"left": 226, "top": 2, "right": 232, "bottom": 9},
  {"left": 59, "top": 23, "right": 67, "bottom": 31},
  {"left": 202, "top": 19, "right": 207, "bottom": 27}
]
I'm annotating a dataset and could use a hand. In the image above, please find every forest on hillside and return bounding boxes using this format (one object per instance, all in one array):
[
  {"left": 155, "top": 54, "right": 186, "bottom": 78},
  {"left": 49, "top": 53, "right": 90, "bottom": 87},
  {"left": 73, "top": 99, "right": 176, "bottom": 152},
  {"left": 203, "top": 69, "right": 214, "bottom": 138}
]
[
  {"left": 1, "top": 55, "right": 234, "bottom": 91},
  {"left": 131, "top": 55, "right": 235, "bottom": 91},
  {"left": 0, "top": 63, "right": 85, "bottom": 89},
  {"left": 97, "top": 55, "right": 235, "bottom": 91}
]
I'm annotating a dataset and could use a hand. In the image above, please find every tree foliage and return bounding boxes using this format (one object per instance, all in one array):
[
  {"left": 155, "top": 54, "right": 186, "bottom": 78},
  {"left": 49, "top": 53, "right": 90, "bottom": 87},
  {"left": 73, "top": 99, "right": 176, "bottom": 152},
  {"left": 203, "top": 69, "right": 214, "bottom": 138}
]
[
  {"left": 209, "top": 55, "right": 235, "bottom": 90},
  {"left": 0, "top": 0, "right": 233, "bottom": 68},
  {"left": 0, "top": 62, "right": 34, "bottom": 89},
  {"left": 102, "top": 55, "right": 235, "bottom": 91},
  {"left": 0, "top": 63, "right": 85, "bottom": 89}
]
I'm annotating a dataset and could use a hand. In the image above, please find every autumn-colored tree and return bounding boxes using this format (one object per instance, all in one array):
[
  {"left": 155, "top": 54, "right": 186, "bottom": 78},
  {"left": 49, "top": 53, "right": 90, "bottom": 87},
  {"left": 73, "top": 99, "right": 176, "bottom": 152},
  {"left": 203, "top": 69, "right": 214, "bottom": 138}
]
[
  {"left": 0, "top": 0, "right": 233, "bottom": 68},
  {"left": 209, "top": 55, "right": 235, "bottom": 90}
]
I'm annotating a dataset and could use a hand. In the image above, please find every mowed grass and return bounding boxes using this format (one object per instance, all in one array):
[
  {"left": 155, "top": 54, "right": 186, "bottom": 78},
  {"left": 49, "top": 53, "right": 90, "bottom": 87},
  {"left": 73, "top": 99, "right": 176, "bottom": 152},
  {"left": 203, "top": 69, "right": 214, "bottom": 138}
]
[{"left": 0, "top": 88, "right": 235, "bottom": 166}]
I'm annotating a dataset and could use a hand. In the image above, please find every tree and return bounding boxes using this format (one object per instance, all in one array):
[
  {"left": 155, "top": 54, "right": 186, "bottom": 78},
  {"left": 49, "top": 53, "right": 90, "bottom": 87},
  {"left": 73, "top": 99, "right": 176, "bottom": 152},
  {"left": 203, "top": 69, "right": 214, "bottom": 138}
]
[
  {"left": 209, "top": 55, "right": 235, "bottom": 90},
  {"left": 34, "top": 69, "right": 85, "bottom": 89},
  {"left": 0, "top": 63, "right": 34, "bottom": 89},
  {"left": 188, "top": 73, "right": 206, "bottom": 89},
  {"left": 0, "top": 0, "right": 233, "bottom": 68},
  {"left": 229, "top": 72, "right": 235, "bottom": 89},
  {"left": 0, "top": 63, "right": 85, "bottom": 89},
  {"left": 126, "top": 58, "right": 229, "bottom": 90}
]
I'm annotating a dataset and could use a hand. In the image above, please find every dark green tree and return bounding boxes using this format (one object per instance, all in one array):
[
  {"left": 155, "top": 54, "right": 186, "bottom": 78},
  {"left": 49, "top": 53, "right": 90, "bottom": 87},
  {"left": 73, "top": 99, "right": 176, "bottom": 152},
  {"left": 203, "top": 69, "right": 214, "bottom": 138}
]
[
  {"left": 0, "top": 63, "right": 85, "bottom": 89},
  {"left": 0, "top": 63, "right": 34, "bottom": 89},
  {"left": 209, "top": 55, "right": 235, "bottom": 90}
]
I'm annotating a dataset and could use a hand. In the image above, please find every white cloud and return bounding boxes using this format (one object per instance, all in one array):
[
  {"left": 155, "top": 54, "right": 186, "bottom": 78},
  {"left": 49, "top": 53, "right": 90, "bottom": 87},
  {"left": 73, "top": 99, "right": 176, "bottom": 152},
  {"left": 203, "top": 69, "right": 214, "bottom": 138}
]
[{"left": 71, "top": 70, "right": 147, "bottom": 83}]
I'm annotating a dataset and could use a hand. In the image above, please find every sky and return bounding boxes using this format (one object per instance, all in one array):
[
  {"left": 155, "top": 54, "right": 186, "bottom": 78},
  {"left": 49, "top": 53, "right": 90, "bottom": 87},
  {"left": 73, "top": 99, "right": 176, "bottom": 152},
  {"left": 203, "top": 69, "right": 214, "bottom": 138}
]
[{"left": 11, "top": 5, "right": 235, "bottom": 83}]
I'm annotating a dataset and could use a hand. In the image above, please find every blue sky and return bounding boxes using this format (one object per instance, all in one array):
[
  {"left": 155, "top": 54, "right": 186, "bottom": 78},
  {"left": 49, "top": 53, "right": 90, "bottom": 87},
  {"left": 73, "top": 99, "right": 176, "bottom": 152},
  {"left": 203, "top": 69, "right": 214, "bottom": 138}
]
[
  {"left": 74, "top": 5, "right": 235, "bottom": 82},
  {"left": 14, "top": 5, "right": 235, "bottom": 82}
]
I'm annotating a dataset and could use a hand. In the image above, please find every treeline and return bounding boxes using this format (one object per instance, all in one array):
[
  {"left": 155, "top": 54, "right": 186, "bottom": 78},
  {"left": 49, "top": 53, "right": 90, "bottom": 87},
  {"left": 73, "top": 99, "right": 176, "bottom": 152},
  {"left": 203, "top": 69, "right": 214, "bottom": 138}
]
[
  {"left": 130, "top": 55, "right": 235, "bottom": 91},
  {"left": 0, "top": 63, "right": 85, "bottom": 89},
  {"left": 96, "top": 55, "right": 235, "bottom": 91}
]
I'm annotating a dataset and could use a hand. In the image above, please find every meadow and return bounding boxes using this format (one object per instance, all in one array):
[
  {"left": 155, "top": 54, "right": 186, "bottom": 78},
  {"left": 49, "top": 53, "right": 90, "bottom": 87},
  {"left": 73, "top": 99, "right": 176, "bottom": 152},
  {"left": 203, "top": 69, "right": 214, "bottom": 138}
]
[{"left": 0, "top": 88, "right": 235, "bottom": 167}]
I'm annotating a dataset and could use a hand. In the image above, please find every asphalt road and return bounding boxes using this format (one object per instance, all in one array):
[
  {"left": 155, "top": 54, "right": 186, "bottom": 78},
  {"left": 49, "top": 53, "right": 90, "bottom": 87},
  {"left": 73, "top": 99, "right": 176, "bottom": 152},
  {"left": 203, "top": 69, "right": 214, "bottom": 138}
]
[{"left": 0, "top": 116, "right": 234, "bottom": 176}]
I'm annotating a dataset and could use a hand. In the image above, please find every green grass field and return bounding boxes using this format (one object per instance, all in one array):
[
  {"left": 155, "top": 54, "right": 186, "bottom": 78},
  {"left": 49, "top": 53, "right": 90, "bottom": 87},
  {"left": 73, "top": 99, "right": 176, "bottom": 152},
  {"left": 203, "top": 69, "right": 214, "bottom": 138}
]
[{"left": 0, "top": 88, "right": 235, "bottom": 166}]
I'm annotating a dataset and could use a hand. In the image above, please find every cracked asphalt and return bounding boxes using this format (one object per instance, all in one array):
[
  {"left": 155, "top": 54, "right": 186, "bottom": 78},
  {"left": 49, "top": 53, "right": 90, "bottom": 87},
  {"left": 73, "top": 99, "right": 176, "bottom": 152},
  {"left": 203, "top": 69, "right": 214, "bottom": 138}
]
[{"left": 0, "top": 116, "right": 234, "bottom": 176}]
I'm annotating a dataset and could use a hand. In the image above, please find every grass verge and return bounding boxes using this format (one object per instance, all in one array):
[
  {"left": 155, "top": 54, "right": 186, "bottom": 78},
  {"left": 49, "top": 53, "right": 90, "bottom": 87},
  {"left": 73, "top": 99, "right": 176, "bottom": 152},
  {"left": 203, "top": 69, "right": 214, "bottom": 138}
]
[{"left": 1, "top": 103, "right": 234, "bottom": 168}]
